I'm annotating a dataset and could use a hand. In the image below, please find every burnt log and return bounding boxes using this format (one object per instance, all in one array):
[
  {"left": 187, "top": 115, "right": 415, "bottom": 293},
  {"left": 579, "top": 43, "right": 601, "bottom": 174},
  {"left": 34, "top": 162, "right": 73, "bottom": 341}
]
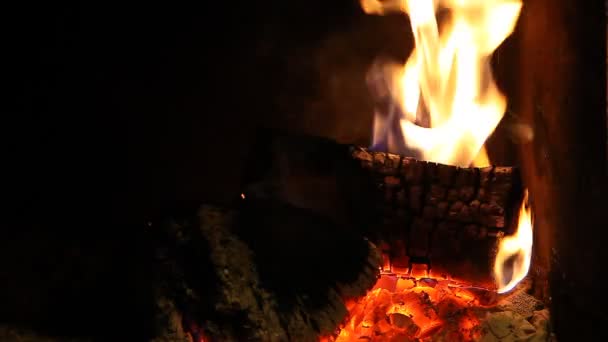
[
  {"left": 153, "top": 203, "right": 381, "bottom": 341},
  {"left": 242, "top": 132, "right": 523, "bottom": 286},
  {"left": 347, "top": 147, "right": 523, "bottom": 285}
]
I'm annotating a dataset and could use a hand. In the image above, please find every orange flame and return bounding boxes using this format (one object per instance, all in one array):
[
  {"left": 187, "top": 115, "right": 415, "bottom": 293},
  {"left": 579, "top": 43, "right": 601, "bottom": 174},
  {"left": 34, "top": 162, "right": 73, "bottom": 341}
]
[
  {"left": 363, "top": 0, "right": 522, "bottom": 167},
  {"left": 494, "top": 190, "right": 533, "bottom": 293}
]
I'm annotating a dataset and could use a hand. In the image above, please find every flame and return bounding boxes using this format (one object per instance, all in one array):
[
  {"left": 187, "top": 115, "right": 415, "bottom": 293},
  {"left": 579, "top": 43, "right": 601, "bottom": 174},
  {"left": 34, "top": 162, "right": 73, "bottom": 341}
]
[
  {"left": 363, "top": 0, "right": 522, "bottom": 167},
  {"left": 494, "top": 190, "right": 533, "bottom": 293}
]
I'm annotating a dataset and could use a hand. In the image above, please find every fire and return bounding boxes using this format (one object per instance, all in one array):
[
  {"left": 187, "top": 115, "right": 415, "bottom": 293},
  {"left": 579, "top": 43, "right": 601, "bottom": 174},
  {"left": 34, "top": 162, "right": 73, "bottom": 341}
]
[
  {"left": 364, "top": 0, "right": 523, "bottom": 167},
  {"left": 362, "top": 0, "right": 531, "bottom": 293},
  {"left": 494, "top": 190, "right": 533, "bottom": 293},
  {"left": 328, "top": 1, "right": 533, "bottom": 339},
  {"left": 327, "top": 0, "right": 534, "bottom": 339},
  {"left": 330, "top": 275, "right": 492, "bottom": 341}
]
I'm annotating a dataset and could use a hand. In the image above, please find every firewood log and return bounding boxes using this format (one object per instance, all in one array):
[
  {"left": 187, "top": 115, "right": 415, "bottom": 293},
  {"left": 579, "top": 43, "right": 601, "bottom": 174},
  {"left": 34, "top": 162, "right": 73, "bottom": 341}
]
[
  {"left": 242, "top": 132, "right": 523, "bottom": 286},
  {"left": 345, "top": 147, "right": 523, "bottom": 285},
  {"left": 153, "top": 203, "right": 381, "bottom": 341}
]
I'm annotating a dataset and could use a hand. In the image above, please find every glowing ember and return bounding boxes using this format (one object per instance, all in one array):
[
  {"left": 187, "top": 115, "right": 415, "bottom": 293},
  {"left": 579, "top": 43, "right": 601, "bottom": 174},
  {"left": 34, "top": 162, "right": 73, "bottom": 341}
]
[
  {"left": 364, "top": 0, "right": 523, "bottom": 167},
  {"left": 330, "top": 274, "right": 493, "bottom": 341},
  {"left": 494, "top": 190, "right": 533, "bottom": 293}
]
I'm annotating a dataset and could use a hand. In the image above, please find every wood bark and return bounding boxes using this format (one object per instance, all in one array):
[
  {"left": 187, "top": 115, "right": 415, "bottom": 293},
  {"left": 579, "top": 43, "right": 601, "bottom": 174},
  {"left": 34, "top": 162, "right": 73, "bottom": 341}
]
[{"left": 153, "top": 203, "right": 381, "bottom": 342}]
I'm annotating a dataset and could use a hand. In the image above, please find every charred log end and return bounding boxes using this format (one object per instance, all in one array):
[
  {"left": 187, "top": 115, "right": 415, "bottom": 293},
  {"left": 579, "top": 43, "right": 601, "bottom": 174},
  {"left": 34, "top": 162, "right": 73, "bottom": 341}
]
[{"left": 345, "top": 147, "right": 523, "bottom": 286}]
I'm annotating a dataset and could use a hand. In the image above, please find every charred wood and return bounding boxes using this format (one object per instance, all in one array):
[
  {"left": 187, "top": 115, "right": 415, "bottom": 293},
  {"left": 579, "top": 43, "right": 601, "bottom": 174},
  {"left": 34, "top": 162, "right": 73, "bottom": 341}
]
[
  {"left": 242, "top": 132, "right": 523, "bottom": 285},
  {"left": 153, "top": 203, "right": 381, "bottom": 341},
  {"left": 347, "top": 147, "right": 523, "bottom": 285}
]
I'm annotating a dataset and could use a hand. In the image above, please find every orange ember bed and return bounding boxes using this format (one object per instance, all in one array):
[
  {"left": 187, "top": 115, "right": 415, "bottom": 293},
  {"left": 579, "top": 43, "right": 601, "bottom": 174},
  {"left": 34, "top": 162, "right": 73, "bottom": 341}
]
[{"left": 325, "top": 273, "right": 549, "bottom": 342}]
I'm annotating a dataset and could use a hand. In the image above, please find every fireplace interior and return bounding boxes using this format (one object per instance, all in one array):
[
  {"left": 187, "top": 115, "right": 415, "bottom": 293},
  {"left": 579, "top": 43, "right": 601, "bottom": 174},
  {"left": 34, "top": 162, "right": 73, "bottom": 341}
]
[{"left": 2, "top": 0, "right": 606, "bottom": 341}]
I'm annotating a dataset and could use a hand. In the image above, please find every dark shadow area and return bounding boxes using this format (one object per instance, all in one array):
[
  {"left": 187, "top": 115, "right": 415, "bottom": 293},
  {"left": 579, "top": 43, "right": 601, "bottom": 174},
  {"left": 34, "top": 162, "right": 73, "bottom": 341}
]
[{"left": 2, "top": 1, "right": 386, "bottom": 340}]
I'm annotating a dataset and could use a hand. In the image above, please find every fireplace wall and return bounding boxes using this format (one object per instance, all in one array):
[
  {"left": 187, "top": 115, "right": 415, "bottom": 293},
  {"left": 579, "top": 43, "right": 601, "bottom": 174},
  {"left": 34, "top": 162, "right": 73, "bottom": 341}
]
[{"left": 514, "top": 0, "right": 607, "bottom": 339}]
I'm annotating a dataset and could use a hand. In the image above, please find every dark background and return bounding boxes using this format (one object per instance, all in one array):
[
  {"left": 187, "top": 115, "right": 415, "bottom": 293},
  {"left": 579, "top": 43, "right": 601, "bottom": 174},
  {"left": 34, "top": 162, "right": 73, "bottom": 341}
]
[
  {"left": 2, "top": 1, "right": 410, "bottom": 339},
  {"left": 4, "top": 1, "right": 420, "bottom": 229}
]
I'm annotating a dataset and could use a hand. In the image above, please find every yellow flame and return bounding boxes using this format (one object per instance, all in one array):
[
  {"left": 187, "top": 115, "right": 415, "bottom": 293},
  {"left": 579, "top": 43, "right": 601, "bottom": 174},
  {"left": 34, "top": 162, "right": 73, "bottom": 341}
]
[
  {"left": 362, "top": 0, "right": 522, "bottom": 167},
  {"left": 494, "top": 190, "right": 533, "bottom": 293},
  {"left": 361, "top": 0, "right": 529, "bottom": 293}
]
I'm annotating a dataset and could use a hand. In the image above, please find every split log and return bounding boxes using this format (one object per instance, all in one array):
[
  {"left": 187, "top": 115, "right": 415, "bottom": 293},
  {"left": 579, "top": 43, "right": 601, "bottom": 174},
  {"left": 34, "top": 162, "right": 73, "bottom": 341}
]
[{"left": 242, "top": 132, "right": 523, "bottom": 286}]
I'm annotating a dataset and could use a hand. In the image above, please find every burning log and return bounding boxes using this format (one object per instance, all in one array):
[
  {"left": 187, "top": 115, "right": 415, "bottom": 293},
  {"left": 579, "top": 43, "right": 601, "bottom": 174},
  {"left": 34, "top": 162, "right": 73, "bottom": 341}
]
[
  {"left": 243, "top": 133, "right": 523, "bottom": 286},
  {"left": 349, "top": 147, "right": 519, "bottom": 232},
  {"left": 346, "top": 147, "right": 523, "bottom": 285}
]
